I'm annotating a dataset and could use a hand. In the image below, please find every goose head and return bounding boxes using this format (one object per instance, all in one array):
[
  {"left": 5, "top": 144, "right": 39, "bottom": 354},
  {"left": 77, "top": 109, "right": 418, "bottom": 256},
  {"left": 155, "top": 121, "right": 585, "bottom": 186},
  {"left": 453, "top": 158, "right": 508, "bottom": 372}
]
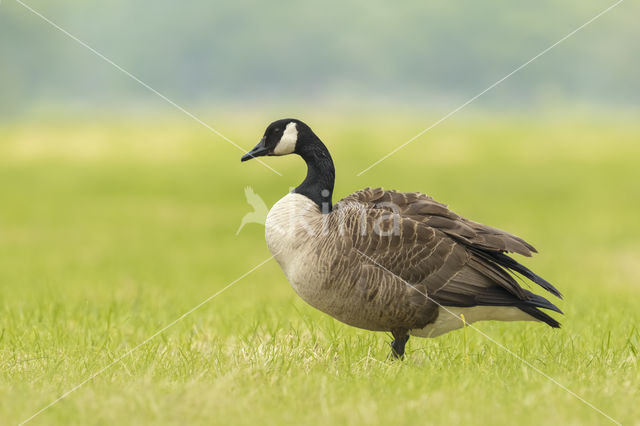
[
  {"left": 241, "top": 118, "right": 309, "bottom": 161},
  {"left": 241, "top": 118, "right": 336, "bottom": 212}
]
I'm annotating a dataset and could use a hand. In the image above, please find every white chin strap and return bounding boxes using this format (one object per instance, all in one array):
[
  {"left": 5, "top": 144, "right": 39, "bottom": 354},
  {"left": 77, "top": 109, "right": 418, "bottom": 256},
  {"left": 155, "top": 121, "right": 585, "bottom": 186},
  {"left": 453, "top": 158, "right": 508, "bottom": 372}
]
[{"left": 273, "top": 122, "right": 298, "bottom": 155}]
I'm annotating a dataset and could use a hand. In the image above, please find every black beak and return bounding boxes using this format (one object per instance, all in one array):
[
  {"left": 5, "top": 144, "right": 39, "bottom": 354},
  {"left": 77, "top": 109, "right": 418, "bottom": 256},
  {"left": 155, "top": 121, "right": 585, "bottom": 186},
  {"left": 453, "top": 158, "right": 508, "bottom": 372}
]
[{"left": 241, "top": 137, "right": 270, "bottom": 162}]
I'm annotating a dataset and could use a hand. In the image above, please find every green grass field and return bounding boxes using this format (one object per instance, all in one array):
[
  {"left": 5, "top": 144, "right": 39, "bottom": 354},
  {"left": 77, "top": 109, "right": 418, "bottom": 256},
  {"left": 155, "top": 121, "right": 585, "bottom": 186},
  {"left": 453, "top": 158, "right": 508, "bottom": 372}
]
[{"left": 1, "top": 115, "right": 639, "bottom": 425}]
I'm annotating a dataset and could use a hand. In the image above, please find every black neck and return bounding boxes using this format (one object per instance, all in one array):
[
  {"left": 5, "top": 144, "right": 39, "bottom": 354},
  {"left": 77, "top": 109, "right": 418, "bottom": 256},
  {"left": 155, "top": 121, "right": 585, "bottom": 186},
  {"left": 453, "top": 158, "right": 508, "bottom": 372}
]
[{"left": 294, "top": 134, "right": 335, "bottom": 213}]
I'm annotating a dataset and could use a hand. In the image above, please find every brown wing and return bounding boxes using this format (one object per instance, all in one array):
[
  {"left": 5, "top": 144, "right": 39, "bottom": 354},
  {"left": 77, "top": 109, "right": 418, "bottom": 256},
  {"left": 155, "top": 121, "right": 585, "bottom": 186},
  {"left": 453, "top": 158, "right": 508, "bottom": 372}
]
[
  {"left": 339, "top": 187, "right": 536, "bottom": 256},
  {"left": 339, "top": 187, "right": 562, "bottom": 297},
  {"left": 335, "top": 188, "right": 562, "bottom": 330}
]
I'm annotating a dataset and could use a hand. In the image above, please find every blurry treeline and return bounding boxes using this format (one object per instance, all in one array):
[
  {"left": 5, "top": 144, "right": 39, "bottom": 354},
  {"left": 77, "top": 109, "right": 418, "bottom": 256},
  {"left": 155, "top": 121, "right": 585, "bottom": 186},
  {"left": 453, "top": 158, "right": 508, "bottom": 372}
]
[{"left": 1, "top": 0, "right": 638, "bottom": 117}]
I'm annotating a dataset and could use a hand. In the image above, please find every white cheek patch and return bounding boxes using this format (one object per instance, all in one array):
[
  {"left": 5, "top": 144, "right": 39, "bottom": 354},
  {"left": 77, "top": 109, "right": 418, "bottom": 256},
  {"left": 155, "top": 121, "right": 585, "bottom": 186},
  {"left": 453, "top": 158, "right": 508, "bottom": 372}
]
[{"left": 273, "top": 122, "right": 298, "bottom": 155}]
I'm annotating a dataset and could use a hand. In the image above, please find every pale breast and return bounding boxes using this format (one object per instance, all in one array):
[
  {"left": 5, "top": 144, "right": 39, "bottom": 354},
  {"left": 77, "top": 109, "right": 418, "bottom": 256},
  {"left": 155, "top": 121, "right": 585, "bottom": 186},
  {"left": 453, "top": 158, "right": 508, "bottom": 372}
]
[
  {"left": 265, "top": 193, "right": 426, "bottom": 333},
  {"left": 265, "top": 193, "right": 325, "bottom": 298}
]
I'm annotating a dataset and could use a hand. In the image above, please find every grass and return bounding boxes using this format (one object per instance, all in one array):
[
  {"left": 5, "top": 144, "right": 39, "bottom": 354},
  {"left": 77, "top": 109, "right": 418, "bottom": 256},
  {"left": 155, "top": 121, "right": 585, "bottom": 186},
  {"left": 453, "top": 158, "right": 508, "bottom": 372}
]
[{"left": 0, "top": 114, "right": 639, "bottom": 425}]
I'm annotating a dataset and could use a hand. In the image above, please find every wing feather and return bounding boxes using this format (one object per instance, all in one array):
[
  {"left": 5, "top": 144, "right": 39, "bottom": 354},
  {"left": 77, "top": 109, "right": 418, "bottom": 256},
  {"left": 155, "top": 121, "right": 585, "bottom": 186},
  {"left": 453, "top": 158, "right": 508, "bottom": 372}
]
[{"left": 335, "top": 188, "right": 561, "bottom": 330}]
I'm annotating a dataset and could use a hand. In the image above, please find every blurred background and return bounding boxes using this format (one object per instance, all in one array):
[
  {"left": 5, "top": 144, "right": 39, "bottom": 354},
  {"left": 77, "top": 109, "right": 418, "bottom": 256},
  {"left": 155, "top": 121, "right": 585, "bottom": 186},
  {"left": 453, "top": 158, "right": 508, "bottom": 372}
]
[{"left": 1, "top": 0, "right": 639, "bottom": 118}]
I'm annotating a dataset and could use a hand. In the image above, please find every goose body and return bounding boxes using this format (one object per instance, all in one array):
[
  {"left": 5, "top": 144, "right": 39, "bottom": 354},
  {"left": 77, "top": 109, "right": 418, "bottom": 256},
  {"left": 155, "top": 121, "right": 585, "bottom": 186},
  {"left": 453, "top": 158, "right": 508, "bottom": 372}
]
[{"left": 243, "top": 118, "right": 562, "bottom": 357}]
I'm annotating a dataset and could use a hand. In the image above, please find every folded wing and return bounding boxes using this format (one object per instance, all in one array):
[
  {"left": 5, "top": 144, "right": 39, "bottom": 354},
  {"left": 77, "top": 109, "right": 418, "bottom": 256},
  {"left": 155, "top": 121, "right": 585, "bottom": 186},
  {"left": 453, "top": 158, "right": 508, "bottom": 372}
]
[{"left": 335, "top": 188, "right": 562, "bottom": 330}]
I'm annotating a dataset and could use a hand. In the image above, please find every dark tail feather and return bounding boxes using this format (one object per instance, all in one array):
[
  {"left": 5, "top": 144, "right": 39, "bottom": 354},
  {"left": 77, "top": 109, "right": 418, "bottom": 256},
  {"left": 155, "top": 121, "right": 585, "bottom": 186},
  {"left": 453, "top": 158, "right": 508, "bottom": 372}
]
[
  {"left": 490, "top": 252, "right": 563, "bottom": 299},
  {"left": 521, "top": 289, "right": 563, "bottom": 314},
  {"left": 468, "top": 287, "right": 563, "bottom": 314},
  {"left": 519, "top": 305, "right": 561, "bottom": 328}
]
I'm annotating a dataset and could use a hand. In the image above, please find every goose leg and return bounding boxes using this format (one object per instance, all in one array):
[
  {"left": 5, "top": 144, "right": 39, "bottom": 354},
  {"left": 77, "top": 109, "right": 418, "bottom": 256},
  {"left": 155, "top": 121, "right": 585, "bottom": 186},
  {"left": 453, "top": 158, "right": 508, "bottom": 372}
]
[{"left": 388, "top": 329, "right": 409, "bottom": 360}]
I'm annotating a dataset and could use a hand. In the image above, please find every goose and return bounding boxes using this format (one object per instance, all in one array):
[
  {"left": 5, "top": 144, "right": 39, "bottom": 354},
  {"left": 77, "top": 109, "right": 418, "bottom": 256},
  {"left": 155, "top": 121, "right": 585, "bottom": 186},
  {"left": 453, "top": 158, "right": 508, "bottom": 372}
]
[{"left": 241, "top": 118, "right": 562, "bottom": 358}]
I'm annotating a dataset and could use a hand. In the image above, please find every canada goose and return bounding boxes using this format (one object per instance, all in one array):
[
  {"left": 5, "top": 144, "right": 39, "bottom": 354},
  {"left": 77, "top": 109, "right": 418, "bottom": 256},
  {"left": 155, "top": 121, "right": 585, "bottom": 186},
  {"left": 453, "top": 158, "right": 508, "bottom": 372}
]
[{"left": 241, "top": 118, "right": 562, "bottom": 358}]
